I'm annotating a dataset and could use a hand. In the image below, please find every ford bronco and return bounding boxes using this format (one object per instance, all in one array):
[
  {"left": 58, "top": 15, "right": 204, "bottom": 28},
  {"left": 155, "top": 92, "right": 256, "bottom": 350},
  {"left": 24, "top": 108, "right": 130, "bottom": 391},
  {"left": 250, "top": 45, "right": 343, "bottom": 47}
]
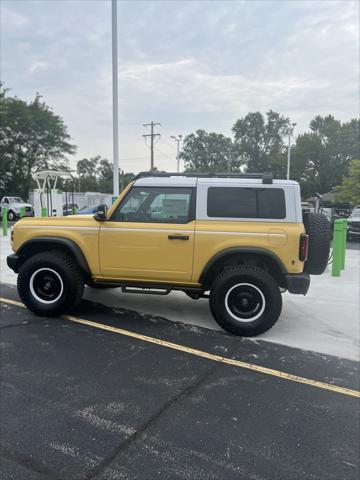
[{"left": 7, "top": 172, "right": 331, "bottom": 336}]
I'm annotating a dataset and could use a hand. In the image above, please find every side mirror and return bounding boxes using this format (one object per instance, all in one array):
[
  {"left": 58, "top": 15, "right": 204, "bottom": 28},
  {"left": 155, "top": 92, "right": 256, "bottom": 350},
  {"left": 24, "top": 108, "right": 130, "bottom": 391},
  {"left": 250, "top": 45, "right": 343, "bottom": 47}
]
[{"left": 94, "top": 204, "right": 108, "bottom": 221}]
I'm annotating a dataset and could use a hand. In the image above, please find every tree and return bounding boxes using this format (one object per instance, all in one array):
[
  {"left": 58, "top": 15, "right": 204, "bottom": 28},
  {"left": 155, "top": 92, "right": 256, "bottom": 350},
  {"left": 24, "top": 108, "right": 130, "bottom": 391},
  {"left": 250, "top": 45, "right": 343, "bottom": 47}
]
[
  {"left": 232, "top": 110, "right": 291, "bottom": 176},
  {"left": 0, "top": 85, "right": 76, "bottom": 199},
  {"left": 335, "top": 159, "right": 360, "bottom": 205},
  {"left": 180, "top": 129, "right": 238, "bottom": 172},
  {"left": 291, "top": 116, "right": 360, "bottom": 196},
  {"left": 77, "top": 156, "right": 100, "bottom": 192},
  {"left": 76, "top": 155, "right": 135, "bottom": 193}
]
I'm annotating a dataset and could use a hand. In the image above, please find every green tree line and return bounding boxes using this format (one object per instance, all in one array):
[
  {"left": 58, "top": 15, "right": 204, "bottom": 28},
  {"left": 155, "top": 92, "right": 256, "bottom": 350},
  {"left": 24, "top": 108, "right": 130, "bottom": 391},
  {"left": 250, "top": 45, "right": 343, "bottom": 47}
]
[
  {"left": 0, "top": 85, "right": 75, "bottom": 199},
  {"left": 0, "top": 85, "right": 134, "bottom": 198},
  {"left": 1, "top": 85, "right": 358, "bottom": 203},
  {"left": 180, "top": 111, "right": 359, "bottom": 199}
]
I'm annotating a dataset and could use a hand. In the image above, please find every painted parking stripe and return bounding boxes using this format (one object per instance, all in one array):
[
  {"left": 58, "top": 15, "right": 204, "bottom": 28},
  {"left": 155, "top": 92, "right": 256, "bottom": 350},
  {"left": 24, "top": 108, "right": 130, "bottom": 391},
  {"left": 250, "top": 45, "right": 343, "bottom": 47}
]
[{"left": 1, "top": 296, "right": 359, "bottom": 398}]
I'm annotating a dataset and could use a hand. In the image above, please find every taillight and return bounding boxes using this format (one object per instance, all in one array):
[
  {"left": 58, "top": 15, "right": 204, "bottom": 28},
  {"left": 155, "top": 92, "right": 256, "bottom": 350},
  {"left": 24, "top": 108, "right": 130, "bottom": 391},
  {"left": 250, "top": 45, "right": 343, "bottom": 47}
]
[
  {"left": 10, "top": 227, "right": 14, "bottom": 245},
  {"left": 299, "top": 233, "right": 309, "bottom": 262}
]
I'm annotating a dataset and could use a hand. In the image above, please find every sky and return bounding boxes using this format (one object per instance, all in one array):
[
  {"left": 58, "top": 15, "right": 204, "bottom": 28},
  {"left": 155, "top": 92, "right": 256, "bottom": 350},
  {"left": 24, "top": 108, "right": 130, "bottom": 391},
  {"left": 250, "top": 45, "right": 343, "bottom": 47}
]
[{"left": 1, "top": 0, "right": 359, "bottom": 173}]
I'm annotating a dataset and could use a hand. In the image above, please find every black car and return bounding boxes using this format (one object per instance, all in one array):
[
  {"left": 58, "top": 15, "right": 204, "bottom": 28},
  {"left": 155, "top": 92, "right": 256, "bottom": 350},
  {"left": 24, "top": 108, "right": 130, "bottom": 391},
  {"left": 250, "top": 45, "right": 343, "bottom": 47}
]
[{"left": 347, "top": 207, "right": 360, "bottom": 241}]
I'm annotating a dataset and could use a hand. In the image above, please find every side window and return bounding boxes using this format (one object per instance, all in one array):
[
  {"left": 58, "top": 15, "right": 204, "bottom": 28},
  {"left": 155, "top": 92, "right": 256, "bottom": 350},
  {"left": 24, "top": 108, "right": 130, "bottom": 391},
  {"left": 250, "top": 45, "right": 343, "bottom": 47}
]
[
  {"left": 4, "top": 198, "right": 9, "bottom": 204},
  {"left": 257, "top": 188, "right": 286, "bottom": 219},
  {"left": 207, "top": 187, "right": 286, "bottom": 219},
  {"left": 111, "top": 187, "right": 193, "bottom": 223},
  {"left": 207, "top": 188, "right": 257, "bottom": 218}
]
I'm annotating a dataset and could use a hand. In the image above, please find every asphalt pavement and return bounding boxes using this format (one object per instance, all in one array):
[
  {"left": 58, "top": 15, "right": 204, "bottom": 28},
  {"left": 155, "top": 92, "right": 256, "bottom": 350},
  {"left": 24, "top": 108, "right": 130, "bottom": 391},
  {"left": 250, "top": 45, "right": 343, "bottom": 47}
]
[{"left": 0, "top": 283, "right": 359, "bottom": 480}]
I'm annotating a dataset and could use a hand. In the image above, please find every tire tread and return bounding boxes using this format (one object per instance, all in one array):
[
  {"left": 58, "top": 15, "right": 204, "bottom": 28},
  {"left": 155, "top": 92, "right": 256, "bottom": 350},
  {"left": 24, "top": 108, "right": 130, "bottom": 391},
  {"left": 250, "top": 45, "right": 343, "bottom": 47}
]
[
  {"left": 17, "top": 250, "right": 84, "bottom": 316},
  {"left": 209, "top": 265, "right": 282, "bottom": 337}
]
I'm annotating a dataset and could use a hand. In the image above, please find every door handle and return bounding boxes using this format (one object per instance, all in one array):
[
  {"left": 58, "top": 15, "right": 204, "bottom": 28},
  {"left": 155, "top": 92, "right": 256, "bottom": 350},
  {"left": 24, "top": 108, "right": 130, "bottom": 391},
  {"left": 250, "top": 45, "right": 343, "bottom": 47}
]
[{"left": 168, "top": 234, "right": 189, "bottom": 240}]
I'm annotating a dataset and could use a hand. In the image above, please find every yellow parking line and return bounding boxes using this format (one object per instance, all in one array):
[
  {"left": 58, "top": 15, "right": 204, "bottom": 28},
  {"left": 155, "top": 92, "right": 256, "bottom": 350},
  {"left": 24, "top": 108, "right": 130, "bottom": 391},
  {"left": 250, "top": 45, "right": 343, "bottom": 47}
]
[{"left": 1, "top": 296, "right": 359, "bottom": 398}]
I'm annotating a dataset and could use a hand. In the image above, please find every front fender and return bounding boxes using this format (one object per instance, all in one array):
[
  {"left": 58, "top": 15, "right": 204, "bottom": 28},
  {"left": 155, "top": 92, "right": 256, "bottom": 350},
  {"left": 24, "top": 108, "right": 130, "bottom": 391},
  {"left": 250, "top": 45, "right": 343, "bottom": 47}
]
[{"left": 15, "top": 237, "right": 91, "bottom": 277}]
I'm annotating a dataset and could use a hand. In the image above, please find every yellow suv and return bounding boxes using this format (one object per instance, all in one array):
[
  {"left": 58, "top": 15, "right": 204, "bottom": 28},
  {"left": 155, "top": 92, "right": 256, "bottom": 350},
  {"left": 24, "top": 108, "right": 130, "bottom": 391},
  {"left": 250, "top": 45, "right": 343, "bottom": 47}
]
[{"left": 7, "top": 172, "right": 331, "bottom": 336}]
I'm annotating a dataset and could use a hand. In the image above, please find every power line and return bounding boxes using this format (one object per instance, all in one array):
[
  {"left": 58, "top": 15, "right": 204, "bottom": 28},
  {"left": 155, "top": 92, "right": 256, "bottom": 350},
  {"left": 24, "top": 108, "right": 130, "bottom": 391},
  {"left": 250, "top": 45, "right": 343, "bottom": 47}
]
[
  {"left": 155, "top": 146, "right": 177, "bottom": 159},
  {"left": 160, "top": 124, "right": 180, "bottom": 142},
  {"left": 142, "top": 121, "right": 161, "bottom": 170},
  {"left": 159, "top": 137, "right": 177, "bottom": 150}
]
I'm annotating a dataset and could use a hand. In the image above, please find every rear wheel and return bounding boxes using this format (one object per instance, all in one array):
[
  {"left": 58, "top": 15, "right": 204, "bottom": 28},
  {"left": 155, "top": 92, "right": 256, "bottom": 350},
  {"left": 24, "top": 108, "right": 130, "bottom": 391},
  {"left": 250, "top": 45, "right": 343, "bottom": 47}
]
[
  {"left": 17, "top": 251, "right": 84, "bottom": 316},
  {"left": 209, "top": 266, "right": 282, "bottom": 337}
]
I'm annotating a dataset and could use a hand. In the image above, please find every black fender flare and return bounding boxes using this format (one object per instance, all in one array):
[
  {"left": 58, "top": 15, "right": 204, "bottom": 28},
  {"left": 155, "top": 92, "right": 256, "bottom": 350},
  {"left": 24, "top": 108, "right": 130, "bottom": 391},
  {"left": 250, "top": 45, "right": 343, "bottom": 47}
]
[
  {"left": 199, "top": 247, "right": 287, "bottom": 288},
  {"left": 16, "top": 237, "right": 91, "bottom": 277}
]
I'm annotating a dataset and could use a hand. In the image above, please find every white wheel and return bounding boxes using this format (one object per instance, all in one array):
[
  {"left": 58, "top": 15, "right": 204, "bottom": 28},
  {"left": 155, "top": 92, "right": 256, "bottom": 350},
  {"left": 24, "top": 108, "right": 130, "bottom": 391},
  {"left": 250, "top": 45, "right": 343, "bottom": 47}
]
[
  {"left": 224, "top": 283, "right": 266, "bottom": 323},
  {"left": 29, "top": 268, "right": 64, "bottom": 304}
]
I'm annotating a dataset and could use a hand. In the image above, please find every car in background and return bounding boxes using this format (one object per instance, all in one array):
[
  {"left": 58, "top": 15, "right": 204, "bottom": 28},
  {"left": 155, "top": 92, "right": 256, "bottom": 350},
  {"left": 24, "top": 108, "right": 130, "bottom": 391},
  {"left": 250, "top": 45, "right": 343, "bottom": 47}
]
[
  {"left": 320, "top": 207, "right": 333, "bottom": 221},
  {"left": 0, "top": 196, "right": 33, "bottom": 221},
  {"left": 63, "top": 202, "right": 80, "bottom": 216},
  {"left": 347, "top": 206, "right": 360, "bottom": 241},
  {"left": 76, "top": 205, "right": 99, "bottom": 215}
]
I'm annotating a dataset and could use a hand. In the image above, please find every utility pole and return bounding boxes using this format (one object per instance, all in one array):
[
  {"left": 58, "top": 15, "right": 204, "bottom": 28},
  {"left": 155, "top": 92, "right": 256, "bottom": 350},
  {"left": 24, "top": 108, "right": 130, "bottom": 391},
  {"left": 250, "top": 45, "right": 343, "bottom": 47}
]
[
  {"left": 171, "top": 135, "right": 183, "bottom": 173},
  {"left": 143, "top": 122, "right": 161, "bottom": 170},
  {"left": 112, "top": 0, "right": 119, "bottom": 196},
  {"left": 286, "top": 122, "right": 297, "bottom": 180}
]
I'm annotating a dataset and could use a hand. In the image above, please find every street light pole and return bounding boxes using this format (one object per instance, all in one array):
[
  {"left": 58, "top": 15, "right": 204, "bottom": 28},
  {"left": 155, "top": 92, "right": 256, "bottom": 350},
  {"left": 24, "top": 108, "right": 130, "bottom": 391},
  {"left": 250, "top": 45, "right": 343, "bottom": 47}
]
[
  {"left": 112, "top": 0, "right": 119, "bottom": 196},
  {"left": 171, "top": 135, "right": 182, "bottom": 173},
  {"left": 286, "top": 123, "right": 296, "bottom": 180}
]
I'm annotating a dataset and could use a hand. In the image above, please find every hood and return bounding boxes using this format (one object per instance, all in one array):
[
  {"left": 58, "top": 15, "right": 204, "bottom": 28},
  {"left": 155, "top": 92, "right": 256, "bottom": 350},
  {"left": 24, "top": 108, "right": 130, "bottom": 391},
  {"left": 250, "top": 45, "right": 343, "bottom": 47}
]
[
  {"left": 14, "top": 214, "right": 99, "bottom": 228},
  {"left": 12, "top": 203, "right": 32, "bottom": 208},
  {"left": 68, "top": 213, "right": 94, "bottom": 218}
]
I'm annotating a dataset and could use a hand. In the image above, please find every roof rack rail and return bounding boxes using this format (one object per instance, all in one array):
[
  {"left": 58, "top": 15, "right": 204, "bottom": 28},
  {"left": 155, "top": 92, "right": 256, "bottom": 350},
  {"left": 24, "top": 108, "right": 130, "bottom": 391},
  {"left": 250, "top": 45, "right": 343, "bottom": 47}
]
[{"left": 134, "top": 171, "right": 273, "bottom": 184}]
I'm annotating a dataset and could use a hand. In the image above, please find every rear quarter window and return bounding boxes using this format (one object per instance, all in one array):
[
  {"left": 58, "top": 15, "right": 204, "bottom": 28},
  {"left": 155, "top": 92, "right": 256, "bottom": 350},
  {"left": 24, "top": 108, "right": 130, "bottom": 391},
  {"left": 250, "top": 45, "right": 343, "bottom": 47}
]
[{"left": 207, "top": 187, "right": 286, "bottom": 219}]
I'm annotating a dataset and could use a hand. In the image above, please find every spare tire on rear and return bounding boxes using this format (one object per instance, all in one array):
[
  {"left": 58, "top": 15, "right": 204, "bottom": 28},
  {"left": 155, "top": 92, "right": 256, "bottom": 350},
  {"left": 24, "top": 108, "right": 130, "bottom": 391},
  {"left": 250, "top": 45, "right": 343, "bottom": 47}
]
[{"left": 303, "top": 212, "right": 331, "bottom": 275}]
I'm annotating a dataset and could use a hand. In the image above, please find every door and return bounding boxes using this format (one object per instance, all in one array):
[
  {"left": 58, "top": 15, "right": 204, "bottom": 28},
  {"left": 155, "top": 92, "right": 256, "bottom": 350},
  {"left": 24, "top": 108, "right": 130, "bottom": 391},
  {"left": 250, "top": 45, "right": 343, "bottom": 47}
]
[{"left": 99, "top": 186, "right": 196, "bottom": 283}]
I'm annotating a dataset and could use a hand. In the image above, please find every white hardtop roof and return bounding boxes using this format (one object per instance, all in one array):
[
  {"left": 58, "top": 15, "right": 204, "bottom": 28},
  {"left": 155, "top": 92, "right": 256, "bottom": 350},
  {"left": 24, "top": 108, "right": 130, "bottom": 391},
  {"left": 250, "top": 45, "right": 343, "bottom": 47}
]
[
  {"left": 134, "top": 177, "right": 197, "bottom": 187},
  {"left": 134, "top": 176, "right": 298, "bottom": 187}
]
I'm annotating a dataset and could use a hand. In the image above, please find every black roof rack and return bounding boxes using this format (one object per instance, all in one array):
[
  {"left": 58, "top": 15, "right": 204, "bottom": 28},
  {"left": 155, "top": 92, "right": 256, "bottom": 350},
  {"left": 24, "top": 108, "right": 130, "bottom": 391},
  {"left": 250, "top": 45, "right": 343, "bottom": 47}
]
[{"left": 134, "top": 171, "right": 273, "bottom": 184}]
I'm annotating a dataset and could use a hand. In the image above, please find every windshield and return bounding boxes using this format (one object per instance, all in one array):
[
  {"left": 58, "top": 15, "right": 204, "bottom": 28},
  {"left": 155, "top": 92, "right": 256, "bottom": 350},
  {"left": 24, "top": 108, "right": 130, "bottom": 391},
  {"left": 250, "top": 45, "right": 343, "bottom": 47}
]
[
  {"left": 349, "top": 208, "right": 360, "bottom": 218},
  {"left": 9, "top": 197, "right": 24, "bottom": 203}
]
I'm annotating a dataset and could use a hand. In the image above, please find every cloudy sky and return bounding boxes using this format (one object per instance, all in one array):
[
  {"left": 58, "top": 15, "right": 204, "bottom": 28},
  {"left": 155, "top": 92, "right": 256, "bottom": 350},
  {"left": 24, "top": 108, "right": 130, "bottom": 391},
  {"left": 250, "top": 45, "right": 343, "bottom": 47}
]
[{"left": 1, "top": 0, "right": 359, "bottom": 173}]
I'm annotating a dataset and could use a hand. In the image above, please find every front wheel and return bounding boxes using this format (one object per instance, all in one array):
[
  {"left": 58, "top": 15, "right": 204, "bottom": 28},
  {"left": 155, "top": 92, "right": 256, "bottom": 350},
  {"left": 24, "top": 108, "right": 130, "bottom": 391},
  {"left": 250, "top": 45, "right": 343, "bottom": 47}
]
[
  {"left": 209, "top": 266, "right": 282, "bottom": 337},
  {"left": 7, "top": 210, "right": 16, "bottom": 221},
  {"left": 17, "top": 251, "right": 84, "bottom": 316}
]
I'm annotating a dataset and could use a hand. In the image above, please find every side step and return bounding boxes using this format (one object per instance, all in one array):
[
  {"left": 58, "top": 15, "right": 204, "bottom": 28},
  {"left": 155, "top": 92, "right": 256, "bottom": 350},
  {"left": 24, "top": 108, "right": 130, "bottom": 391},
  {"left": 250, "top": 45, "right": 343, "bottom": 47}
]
[{"left": 121, "top": 286, "right": 172, "bottom": 295}]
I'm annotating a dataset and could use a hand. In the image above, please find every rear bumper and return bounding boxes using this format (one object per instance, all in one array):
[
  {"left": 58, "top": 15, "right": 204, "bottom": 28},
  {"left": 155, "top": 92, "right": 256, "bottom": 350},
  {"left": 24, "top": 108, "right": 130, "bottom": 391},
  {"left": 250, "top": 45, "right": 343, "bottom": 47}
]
[
  {"left": 285, "top": 273, "right": 310, "bottom": 295},
  {"left": 7, "top": 254, "right": 20, "bottom": 273}
]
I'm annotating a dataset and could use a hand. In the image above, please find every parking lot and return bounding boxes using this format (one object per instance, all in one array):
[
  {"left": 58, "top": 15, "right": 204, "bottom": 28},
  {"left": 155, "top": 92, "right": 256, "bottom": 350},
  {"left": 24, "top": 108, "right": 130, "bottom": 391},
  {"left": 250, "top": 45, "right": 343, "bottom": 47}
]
[
  {"left": 0, "top": 282, "right": 359, "bottom": 480},
  {"left": 1, "top": 233, "right": 359, "bottom": 480}
]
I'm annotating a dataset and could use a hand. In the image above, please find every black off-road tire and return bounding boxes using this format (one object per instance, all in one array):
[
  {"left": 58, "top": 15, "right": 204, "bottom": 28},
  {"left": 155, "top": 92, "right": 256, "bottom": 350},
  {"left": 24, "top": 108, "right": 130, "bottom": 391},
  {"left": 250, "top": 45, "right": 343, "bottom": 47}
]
[
  {"left": 17, "top": 250, "right": 84, "bottom": 316},
  {"left": 303, "top": 212, "right": 331, "bottom": 275},
  {"left": 209, "top": 266, "right": 282, "bottom": 337}
]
